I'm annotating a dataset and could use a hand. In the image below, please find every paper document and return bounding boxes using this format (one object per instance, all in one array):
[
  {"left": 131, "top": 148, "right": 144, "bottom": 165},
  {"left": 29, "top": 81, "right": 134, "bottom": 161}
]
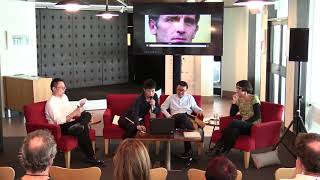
[
  {"left": 112, "top": 115, "right": 120, "bottom": 125},
  {"left": 183, "top": 131, "right": 201, "bottom": 139}
]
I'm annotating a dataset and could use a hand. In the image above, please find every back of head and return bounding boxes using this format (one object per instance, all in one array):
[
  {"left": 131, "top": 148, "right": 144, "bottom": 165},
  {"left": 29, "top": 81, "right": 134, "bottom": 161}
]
[
  {"left": 113, "top": 139, "right": 151, "bottom": 180},
  {"left": 205, "top": 156, "right": 237, "bottom": 180},
  {"left": 19, "top": 130, "right": 57, "bottom": 173},
  {"left": 143, "top": 78, "right": 156, "bottom": 90},
  {"left": 295, "top": 133, "right": 320, "bottom": 174},
  {"left": 236, "top": 80, "right": 253, "bottom": 94}
]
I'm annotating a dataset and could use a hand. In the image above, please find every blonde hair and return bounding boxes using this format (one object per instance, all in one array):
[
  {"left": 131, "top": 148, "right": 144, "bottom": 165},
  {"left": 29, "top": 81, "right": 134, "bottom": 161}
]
[{"left": 113, "top": 139, "right": 151, "bottom": 180}]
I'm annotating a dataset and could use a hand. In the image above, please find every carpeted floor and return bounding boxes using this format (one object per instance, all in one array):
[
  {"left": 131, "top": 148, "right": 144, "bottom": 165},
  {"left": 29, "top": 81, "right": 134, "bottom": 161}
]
[{"left": 0, "top": 135, "right": 296, "bottom": 180}]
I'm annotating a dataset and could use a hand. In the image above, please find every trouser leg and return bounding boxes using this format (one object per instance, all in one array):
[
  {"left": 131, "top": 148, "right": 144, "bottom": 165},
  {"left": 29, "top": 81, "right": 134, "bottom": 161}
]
[
  {"left": 60, "top": 112, "right": 94, "bottom": 158},
  {"left": 220, "top": 120, "right": 252, "bottom": 153},
  {"left": 77, "top": 131, "right": 94, "bottom": 158},
  {"left": 118, "top": 116, "right": 138, "bottom": 139},
  {"left": 173, "top": 113, "right": 195, "bottom": 153},
  {"left": 77, "top": 111, "right": 91, "bottom": 126}
]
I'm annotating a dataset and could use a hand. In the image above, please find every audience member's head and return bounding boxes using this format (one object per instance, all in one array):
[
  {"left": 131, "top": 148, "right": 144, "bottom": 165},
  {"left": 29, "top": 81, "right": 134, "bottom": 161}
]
[
  {"left": 19, "top": 130, "right": 57, "bottom": 178},
  {"left": 236, "top": 80, "right": 253, "bottom": 94},
  {"left": 176, "top": 81, "right": 188, "bottom": 98},
  {"left": 113, "top": 139, "right": 151, "bottom": 180},
  {"left": 205, "top": 156, "right": 237, "bottom": 180},
  {"left": 295, "top": 133, "right": 320, "bottom": 175}
]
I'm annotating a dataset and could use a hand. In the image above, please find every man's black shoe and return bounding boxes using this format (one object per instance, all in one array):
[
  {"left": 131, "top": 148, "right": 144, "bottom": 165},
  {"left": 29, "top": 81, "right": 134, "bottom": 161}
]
[
  {"left": 68, "top": 123, "right": 84, "bottom": 135},
  {"left": 86, "top": 157, "right": 105, "bottom": 166},
  {"left": 179, "top": 151, "right": 193, "bottom": 159}
]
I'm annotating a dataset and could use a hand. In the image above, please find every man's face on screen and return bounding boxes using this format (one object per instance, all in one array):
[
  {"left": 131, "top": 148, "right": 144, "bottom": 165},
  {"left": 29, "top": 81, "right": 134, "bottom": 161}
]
[{"left": 149, "top": 15, "right": 199, "bottom": 43}]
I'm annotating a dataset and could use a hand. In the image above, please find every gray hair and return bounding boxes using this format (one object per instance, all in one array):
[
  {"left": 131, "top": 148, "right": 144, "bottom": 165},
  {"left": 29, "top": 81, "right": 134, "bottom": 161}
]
[{"left": 19, "top": 129, "right": 57, "bottom": 173}]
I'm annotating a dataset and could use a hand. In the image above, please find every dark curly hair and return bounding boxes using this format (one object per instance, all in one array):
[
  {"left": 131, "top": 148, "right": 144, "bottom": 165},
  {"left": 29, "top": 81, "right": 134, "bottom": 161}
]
[{"left": 19, "top": 130, "right": 57, "bottom": 173}]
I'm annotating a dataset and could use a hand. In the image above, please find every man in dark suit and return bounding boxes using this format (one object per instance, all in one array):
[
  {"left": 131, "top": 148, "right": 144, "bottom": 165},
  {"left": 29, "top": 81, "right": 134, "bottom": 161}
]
[{"left": 119, "top": 79, "right": 161, "bottom": 138}]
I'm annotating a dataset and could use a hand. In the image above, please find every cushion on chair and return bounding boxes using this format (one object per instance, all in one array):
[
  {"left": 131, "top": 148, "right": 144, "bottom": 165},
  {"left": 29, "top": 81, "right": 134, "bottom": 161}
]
[
  {"left": 261, "top": 102, "right": 284, "bottom": 123},
  {"left": 24, "top": 101, "right": 48, "bottom": 124},
  {"left": 106, "top": 94, "right": 140, "bottom": 116}
]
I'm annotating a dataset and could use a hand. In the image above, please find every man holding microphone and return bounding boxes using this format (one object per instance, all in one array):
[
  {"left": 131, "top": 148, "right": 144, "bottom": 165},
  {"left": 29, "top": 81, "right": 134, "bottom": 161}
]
[{"left": 119, "top": 79, "right": 161, "bottom": 138}]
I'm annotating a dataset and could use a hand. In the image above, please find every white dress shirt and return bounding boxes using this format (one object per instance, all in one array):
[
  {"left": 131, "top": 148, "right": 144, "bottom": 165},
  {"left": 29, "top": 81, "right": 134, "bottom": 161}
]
[
  {"left": 161, "top": 94, "right": 202, "bottom": 118},
  {"left": 281, "top": 174, "right": 320, "bottom": 180},
  {"left": 45, "top": 94, "right": 76, "bottom": 125}
]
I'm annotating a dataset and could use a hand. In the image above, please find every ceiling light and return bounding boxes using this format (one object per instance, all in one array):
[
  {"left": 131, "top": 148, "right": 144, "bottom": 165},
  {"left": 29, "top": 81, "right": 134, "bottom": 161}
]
[
  {"left": 234, "top": 0, "right": 274, "bottom": 14},
  {"left": 96, "top": 0, "right": 119, "bottom": 19},
  {"left": 55, "top": 0, "right": 90, "bottom": 12}
]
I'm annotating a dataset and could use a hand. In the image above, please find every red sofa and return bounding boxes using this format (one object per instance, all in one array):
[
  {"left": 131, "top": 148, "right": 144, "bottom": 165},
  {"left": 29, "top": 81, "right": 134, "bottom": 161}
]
[
  {"left": 210, "top": 101, "right": 284, "bottom": 168},
  {"left": 24, "top": 101, "right": 96, "bottom": 168}
]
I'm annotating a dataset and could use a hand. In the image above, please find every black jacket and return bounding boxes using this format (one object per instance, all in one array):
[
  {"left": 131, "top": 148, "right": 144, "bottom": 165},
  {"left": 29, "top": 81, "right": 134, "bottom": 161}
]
[{"left": 119, "top": 93, "right": 160, "bottom": 138}]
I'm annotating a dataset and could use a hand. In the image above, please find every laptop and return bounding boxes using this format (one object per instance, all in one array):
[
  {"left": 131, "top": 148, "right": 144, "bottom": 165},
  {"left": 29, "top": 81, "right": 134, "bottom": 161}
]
[{"left": 150, "top": 118, "right": 175, "bottom": 135}]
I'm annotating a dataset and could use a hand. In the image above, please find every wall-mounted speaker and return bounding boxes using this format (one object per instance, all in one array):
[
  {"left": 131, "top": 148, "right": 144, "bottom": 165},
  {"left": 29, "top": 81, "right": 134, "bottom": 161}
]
[{"left": 289, "top": 28, "right": 309, "bottom": 62}]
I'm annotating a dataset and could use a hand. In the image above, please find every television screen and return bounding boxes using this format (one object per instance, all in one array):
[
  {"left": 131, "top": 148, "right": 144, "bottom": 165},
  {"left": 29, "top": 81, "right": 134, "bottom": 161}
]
[{"left": 133, "top": 2, "right": 224, "bottom": 55}]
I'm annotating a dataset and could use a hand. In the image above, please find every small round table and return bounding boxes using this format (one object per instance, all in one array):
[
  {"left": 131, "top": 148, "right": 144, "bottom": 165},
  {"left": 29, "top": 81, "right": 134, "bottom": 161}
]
[{"left": 205, "top": 118, "right": 220, "bottom": 149}]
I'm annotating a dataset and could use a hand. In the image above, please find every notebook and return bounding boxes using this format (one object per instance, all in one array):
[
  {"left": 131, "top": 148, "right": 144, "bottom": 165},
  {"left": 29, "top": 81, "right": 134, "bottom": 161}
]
[{"left": 150, "top": 118, "right": 175, "bottom": 135}]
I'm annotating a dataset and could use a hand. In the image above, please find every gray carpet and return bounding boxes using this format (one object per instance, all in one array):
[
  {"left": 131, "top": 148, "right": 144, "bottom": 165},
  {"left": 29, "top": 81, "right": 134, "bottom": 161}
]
[{"left": 0, "top": 135, "right": 296, "bottom": 180}]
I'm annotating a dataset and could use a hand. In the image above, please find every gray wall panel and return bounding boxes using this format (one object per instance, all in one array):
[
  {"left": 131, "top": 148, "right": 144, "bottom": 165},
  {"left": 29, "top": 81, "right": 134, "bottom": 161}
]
[{"left": 36, "top": 9, "right": 128, "bottom": 88}]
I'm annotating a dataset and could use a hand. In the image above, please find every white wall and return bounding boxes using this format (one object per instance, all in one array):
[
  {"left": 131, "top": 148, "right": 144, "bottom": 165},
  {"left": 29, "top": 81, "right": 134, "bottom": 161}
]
[
  {"left": 221, "top": 7, "right": 249, "bottom": 93},
  {"left": 0, "top": 0, "right": 37, "bottom": 116}
]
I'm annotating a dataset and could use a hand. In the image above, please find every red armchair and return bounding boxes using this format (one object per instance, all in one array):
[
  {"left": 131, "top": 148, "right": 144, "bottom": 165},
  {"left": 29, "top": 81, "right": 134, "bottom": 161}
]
[
  {"left": 103, "top": 94, "right": 148, "bottom": 155},
  {"left": 159, "top": 94, "right": 204, "bottom": 155},
  {"left": 24, "top": 101, "right": 96, "bottom": 168},
  {"left": 211, "top": 101, "right": 284, "bottom": 168}
]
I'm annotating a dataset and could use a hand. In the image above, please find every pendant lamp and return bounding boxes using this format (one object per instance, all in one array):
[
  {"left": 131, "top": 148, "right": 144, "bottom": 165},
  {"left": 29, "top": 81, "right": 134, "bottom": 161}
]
[
  {"left": 55, "top": 0, "right": 90, "bottom": 12},
  {"left": 96, "top": 0, "right": 119, "bottom": 20}
]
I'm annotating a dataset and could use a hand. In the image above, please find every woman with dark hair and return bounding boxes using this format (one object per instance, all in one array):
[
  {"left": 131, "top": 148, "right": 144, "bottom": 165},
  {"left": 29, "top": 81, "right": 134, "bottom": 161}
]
[
  {"left": 213, "top": 80, "right": 261, "bottom": 155},
  {"left": 205, "top": 156, "right": 237, "bottom": 180}
]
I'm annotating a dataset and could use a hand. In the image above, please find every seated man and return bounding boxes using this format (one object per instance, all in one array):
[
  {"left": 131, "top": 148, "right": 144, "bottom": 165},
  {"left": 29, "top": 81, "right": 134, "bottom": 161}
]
[
  {"left": 119, "top": 79, "right": 161, "bottom": 138},
  {"left": 19, "top": 129, "right": 57, "bottom": 180},
  {"left": 281, "top": 133, "right": 320, "bottom": 180},
  {"left": 161, "top": 81, "right": 203, "bottom": 158},
  {"left": 205, "top": 156, "right": 237, "bottom": 180},
  {"left": 45, "top": 78, "right": 104, "bottom": 166}
]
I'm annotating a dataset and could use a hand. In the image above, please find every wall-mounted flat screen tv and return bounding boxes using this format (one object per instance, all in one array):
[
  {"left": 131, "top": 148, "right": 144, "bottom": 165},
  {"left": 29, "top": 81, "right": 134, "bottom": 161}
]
[{"left": 133, "top": 2, "right": 224, "bottom": 55}]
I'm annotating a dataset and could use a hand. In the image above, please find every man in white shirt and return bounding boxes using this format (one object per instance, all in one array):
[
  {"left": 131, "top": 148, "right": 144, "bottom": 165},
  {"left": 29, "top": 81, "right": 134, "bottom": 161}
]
[
  {"left": 45, "top": 78, "right": 104, "bottom": 166},
  {"left": 281, "top": 133, "right": 320, "bottom": 180},
  {"left": 161, "top": 81, "right": 203, "bottom": 158}
]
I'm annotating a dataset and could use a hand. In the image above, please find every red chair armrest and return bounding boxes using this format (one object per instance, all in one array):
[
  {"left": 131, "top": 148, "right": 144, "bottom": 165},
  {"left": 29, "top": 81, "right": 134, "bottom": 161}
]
[
  {"left": 103, "top": 109, "right": 113, "bottom": 126},
  {"left": 251, "top": 121, "right": 282, "bottom": 149},
  {"left": 26, "top": 123, "right": 62, "bottom": 140}
]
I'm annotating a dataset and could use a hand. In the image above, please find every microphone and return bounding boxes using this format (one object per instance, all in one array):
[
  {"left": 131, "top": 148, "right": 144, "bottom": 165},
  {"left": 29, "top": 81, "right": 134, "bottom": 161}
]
[{"left": 149, "top": 96, "right": 155, "bottom": 110}]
